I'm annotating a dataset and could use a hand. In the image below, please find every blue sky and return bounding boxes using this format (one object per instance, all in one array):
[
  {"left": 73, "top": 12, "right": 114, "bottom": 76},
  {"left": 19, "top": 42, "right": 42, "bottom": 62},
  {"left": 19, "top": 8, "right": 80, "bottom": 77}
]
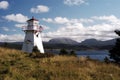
[{"left": 0, "top": 0, "right": 120, "bottom": 42}]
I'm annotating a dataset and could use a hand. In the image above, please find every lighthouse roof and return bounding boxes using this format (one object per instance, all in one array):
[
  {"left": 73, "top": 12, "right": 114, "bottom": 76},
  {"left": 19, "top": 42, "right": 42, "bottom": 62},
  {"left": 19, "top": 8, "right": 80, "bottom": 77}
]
[{"left": 27, "top": 17, "right": 38, "bottom": 21}]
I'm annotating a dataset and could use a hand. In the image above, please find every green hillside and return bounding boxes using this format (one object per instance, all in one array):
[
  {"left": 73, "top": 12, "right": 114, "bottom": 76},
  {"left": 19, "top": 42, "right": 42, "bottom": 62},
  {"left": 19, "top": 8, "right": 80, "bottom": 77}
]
[{"left": 0, "top": 47, "right": 120, "bottom": 80}]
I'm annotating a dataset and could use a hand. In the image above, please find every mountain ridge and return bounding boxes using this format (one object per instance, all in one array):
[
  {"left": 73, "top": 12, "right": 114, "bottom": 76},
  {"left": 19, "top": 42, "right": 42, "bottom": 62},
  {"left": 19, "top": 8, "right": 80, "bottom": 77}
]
[
  {"left": 0, "top": 38, "right": 116, "bottom": 50},
  {"left": 48, "top": 38, "right": 79, "bottom": 45}
]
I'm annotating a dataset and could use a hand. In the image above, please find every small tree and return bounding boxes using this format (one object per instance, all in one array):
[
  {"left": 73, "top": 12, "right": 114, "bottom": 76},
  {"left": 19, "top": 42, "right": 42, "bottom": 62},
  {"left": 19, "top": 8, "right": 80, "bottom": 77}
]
[
  {"left": 4, "top": 42, "right": 8, "bottom": 47},
  {"left": 59, "top": 49, "right": 68, "bottom": 55},
  {"left": 69, "top": 50, "right": 76, "bottom": 56},
  {"left": 109, "top": 30, "right": 120, "bottom": 62},
  {"left": 104, "top": 56, "right": 109, "bottom": 63},
  {"left": 33, "top": 46, "right": 39, "bottom": 52}
]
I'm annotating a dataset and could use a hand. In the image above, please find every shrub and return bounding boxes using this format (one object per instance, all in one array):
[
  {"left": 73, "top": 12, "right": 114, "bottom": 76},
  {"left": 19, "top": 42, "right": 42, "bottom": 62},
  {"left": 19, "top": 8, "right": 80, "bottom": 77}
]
[
  {"left": 29, "top": 52, "right": 54, "bottom": 58},
  {"left": 59, "top": 49, "right": 68, "bottom": 55},
  {"left": 69, "top": 50, "right": 76, "bottom": 56},
  {"left": 104, "top": 56, "right": 110, "bottom": 63}
]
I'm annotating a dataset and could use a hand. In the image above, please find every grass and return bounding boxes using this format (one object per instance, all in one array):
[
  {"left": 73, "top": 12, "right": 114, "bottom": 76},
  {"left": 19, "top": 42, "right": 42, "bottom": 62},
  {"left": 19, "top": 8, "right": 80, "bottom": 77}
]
[{"left": 0, "top": 47, "right": 120, "bottom": 80}]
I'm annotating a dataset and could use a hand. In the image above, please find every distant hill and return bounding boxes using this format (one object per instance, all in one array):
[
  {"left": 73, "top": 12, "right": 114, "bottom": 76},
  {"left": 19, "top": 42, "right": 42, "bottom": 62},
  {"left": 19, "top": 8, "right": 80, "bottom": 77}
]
[
  {"left": 80, "top": 38, "right": 116, "bottom": 47},
  {"left": 0, "top": 42, "right": 22, "bottom": 49},
  {"left": 48, "top": 38, "right": 79, "bottom": 45},
  {"left": 0, "top": 38, "right": 116, "bottom": 50}
]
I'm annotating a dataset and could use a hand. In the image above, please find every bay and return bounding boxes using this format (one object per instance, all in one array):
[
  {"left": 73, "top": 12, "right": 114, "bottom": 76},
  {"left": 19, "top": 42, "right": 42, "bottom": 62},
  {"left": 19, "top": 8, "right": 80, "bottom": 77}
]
[
  {"left": 45, "top": 49, "right": 110, "bottom": 61},
  {"left": 76, "top": 50, "right": 109, "bottom": 61}
]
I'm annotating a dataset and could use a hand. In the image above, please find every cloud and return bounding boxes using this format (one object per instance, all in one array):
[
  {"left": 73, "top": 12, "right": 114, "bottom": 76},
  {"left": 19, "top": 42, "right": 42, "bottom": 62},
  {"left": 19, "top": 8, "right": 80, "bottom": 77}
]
[
  {"left": 54, "top": 17, "right": 69, "bottom": 24},
  {"left": 30, "top": 5, "right": 49, "bottom": 13},
  {"left": 0, "top": 1, "right": 9, "bottom": 9},
  {"left": 1, "top": 15, "right": 119, "bottom": 42},
  {"left": 42, "top": 15, "right": 119, "bottom": 42},
  {"left": 42, "top": 17, "right": 93, "bottom": 24},
  {"left": 1, "top": 27, "right": 9, "bottom": 31},
  {"left": 92, "top": 15, "right": 120, "bottom": 25},
  {"left": 0, "top": 34, "right": 24, "bottom": 42},
  {"left": 15, "top": 24, "right": 26, "bottom": 28},
  {"left": 41, "top": 25, "right": 50, "bottom": 30},
  {"left": 4, "top": 14, "right": 28, "bottom": 23},
  {"left": 42, "top": 17, "right": 69, "bottom": 24},
  {"left": 12, "top": 29, "right": 16, "bottom": 31},
  {"left": 1, "top": 27, "right": 16, "bottom": 32},
  {"left": 64, "top": 0, "right": 87, "bottom": 6},
  {"left": 42, "top": 18, "right": 53, "bottom": 23}
]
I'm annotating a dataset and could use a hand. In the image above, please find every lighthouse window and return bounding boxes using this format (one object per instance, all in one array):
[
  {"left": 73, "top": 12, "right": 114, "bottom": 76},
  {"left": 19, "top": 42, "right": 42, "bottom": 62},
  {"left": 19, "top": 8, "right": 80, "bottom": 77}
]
[
  {"left": 36, "top": 34, "right": 38, "bottom": 37},
  {"left": 36, "top": 32, "right": 39, "bottom": 37}
]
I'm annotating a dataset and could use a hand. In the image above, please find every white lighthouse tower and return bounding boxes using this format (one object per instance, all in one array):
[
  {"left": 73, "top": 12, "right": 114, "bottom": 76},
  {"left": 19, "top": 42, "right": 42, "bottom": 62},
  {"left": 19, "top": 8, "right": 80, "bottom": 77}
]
[{"left": 22, "top": 17, "right": 44, "bottom": 53}]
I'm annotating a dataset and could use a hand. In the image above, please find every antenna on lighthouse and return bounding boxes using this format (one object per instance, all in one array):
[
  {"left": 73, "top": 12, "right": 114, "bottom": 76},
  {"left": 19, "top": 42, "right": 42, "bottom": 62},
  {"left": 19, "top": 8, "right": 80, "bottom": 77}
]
[{"left": 22, "top": 17, "right": 44, "bottom": 53}]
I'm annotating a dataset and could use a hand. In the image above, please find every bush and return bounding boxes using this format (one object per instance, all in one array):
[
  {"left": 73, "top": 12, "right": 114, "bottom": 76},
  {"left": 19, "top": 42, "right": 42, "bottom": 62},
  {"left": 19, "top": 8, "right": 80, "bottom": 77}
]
[
  {"left": 69, "top": 50, "right": 76, "bottom": 56},
  {"left": 104, "top": 57, "right": 110, "bottom": 63},
  {"left": 59, "top": 49, "right": 77, "bottom": 56},
  {"left": 59, "top": 49, "right": 68, "bottom": 55},
  {"left": 29, "top": 52, "right": 54, "bottom": 58}
]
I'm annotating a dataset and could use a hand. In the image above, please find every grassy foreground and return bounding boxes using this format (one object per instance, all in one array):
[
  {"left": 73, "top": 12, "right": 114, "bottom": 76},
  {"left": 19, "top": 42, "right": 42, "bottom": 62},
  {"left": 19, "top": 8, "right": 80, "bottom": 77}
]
[{"left": 0, "top": 47, "right": 120, "bottom": 80}]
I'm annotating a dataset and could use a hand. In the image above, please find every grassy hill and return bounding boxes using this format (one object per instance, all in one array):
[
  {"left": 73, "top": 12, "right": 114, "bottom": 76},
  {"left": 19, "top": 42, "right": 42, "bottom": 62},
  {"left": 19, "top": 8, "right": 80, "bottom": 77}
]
[{"left": 0, "top": 47, "right": 120, "bottom": 80}]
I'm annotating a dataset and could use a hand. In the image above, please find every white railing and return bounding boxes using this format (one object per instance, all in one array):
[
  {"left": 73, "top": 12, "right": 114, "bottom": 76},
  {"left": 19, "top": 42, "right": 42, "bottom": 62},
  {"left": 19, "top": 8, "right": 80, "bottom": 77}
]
[{"left": 22, "top": 26, "right": 43, "bottom": 32}]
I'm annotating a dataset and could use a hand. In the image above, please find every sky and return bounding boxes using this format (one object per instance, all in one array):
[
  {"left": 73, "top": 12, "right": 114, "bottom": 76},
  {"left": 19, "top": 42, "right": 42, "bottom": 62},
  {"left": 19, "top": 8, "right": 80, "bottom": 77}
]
[{"left": 0, "top": 0, "right": 120, "bottom": 42}]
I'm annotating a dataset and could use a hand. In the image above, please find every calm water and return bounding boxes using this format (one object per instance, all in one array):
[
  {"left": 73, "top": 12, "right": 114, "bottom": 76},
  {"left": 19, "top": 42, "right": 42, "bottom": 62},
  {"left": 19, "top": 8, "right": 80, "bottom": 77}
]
[
  {"left": 76, "top": 50, "right": 109, "bottom": 61},
  {"left": 45, "top": 49, "right": 110, "bottom": 61}
]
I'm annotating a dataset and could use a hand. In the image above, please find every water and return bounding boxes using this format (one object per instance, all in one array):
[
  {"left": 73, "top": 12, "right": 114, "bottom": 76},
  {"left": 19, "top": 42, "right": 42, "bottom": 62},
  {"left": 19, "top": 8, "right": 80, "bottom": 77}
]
[
  {"left": 76, "top": 50, "right": 109, "bottom": 61},
  {"left": 45, "top": 49, "right": 110, "bottom": 61}
]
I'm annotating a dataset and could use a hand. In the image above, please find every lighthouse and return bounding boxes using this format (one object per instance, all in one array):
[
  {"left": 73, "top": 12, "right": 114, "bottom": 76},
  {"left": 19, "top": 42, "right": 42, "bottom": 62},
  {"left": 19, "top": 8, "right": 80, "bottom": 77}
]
[{"left": 22, "top": 17, "right": 44, "bottom": 53}]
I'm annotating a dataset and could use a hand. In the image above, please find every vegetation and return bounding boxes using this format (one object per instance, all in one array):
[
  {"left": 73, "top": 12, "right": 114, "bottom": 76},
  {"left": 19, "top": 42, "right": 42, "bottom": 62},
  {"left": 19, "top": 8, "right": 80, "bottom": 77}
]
[
  {"left": 0, "top": 47, "right": 120, "bottom": 80},
  {"left": 59, "top": 49, "right": 69, "bottom": 55},
  {"left": 59, "top": 49, "right": 76, "bottom": 56},
  {"left": 109, "top": 30, "right": 120, "bottom": 62},
  {"left": 69, "top": 50, "right": 76, "bottom": 56}
]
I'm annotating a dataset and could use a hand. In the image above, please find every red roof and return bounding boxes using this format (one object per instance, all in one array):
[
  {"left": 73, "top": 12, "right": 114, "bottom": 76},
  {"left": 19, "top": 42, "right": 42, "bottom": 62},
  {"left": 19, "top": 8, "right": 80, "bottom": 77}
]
[{"left": 27, "top": 16, "right": 38, "bottom": 21}]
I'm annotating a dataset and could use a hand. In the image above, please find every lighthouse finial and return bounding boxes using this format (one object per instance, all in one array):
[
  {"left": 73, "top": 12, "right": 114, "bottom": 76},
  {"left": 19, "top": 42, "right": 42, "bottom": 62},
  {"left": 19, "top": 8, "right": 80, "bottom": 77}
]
[{"left": 32, "top": 16, "right": 34, "bottom": 19}]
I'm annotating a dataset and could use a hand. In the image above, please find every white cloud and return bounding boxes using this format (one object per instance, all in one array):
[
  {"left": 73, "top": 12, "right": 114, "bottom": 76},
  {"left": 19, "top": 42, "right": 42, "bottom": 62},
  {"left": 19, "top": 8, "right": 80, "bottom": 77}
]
[
  {"left": 1, "top": 15, "right": 120, "bottom": 42},
  {"left": 1, "top": 27, "right": 9, "bottom": 31},
  {"left": 64, "top": 0, "right": 87, "bottom": 6},
  {"left": 41, "top": 25, "right": 50, "bottom": 30},
  {"left": 4, "top": 14, "right": 28, "bottom": 23},
  {"left": 42, "top": 18, "right": 53, "bottom": 23},
  {"left": 42, "top": 15, "right": 120, "bottom": 42},
  {"left": 0, "top": 34, "right": 24, "bottom": 42},
  {"left": 30, "top": 5, "right": 49, "bottom": 13},
  {"left": 0, "top": 1, "right": 9, "bottom": 9},
  {"left": 54, "top": 17, "right": 69, "bottom": 24},
  {"left": 15, "top": 24, "right": 26, "bottom": 28},
  {"left": 43, "top": 17, "right": 93, "bottom": 24},
  {"left": 12, "top": 29, "right": 16, "bottom": 32},
  {"left": 42, "top": 17, "right": 69, "bottom": 24},
  {"left": 79, "top": 18, "right": 93, "bottom": 23},
  {"left": 1, "top": 27, "right": 17, "bottom": 32},
  {"left": 92, "top": 15, "right": 120, "bottom": 25}
]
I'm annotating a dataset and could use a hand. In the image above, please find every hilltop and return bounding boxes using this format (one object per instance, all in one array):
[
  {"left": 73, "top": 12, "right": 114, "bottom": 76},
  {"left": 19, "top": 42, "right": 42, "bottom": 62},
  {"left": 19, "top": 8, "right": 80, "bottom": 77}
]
[
  {"left": 49, "top": 38, "right": 79, "bottom": 44},
  {"left": 0, "top": 47, "right": 120, "bottom": 80}
]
